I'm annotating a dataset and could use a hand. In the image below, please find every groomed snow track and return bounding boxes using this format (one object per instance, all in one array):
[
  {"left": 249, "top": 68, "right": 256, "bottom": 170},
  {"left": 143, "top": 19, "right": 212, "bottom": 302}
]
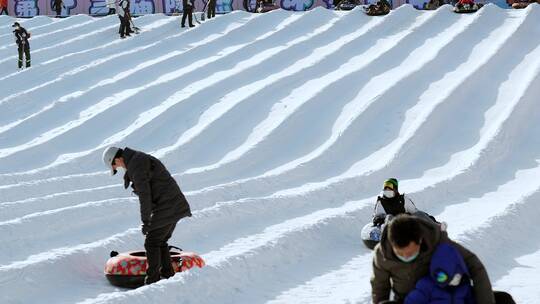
[{"left": 0, "top": 4, "right": 539, "bottom": 303}]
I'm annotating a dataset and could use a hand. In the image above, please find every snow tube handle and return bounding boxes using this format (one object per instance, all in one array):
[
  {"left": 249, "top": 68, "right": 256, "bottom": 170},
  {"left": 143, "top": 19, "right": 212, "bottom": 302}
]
[
  {"left": 169, "top": 245, "right": 183, "bottom": 251},
  {"left": 110, "top": 251, "right": 119, "bottom": 257}
]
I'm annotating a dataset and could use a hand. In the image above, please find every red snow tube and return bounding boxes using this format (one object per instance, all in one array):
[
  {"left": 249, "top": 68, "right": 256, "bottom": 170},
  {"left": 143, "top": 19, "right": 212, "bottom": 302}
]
[{"left": 104, "top": 246, "right": 205, "bottom": 288}]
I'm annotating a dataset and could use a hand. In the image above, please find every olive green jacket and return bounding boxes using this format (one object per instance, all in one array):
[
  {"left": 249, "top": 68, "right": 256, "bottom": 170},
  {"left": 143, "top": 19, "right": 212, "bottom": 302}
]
[{"left": 370, "top": 217, "right": 495, "bottom": 304}]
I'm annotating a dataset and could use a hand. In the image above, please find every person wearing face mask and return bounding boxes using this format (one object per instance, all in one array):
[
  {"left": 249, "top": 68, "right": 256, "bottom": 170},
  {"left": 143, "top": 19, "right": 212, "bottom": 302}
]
[
  {"left": 372, "top": 178, "right": 418, "bottom": 226},
  {"left": 371, "top": 214, "right": 495, "bottom": 304},
  {"left": 102, "top": 146, "right": 192, "bottom": 285}
]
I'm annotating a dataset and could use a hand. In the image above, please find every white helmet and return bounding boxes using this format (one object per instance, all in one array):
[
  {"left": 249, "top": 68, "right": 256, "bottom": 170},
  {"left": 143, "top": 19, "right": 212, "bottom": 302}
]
[{"left": 102, "top": 146, "right": 120, "bottom": 175}]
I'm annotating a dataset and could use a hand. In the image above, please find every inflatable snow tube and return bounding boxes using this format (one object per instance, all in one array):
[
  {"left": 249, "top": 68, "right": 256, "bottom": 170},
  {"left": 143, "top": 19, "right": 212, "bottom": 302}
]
[
  {"left": 257, "top": 4, "right": 280, "bottom": 12},
  {"left": 104, "top": 247, "right": 205, "bottom": 288},
  {"left": 453, "top": 3, "right": 483, "bottom": 13},
  {"left": 336, "top": 1, "right": 358, "bottom": 10},
  {"left": 361, "top": 222, "right": 383, "bottom": 250}
]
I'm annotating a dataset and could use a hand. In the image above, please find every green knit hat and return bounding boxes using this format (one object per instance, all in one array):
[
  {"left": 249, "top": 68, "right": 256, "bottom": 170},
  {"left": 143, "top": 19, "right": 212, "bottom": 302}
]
[{"left": 383, "top": 178, "right": 398, "bottom": 191}]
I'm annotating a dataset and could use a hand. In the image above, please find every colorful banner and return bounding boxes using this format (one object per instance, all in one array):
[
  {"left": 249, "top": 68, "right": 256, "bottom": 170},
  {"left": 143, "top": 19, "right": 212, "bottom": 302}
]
[{"left": 0, "top": 0, "right": 500, "bottom": 17}]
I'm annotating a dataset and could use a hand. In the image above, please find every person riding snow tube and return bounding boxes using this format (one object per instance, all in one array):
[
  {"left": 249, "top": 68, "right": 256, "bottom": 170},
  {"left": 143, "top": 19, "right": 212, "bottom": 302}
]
[
  {"left": 454, "top": 0, "right": 483, "bottom": 13},
  {"left": 364, "top": 0, "right": 391, "bottom": 15},
  {"left": 104, "top": 246, "right": 205, "bottom": 288},
  {"left": 510, "top": 0, "right": 539, "bottom": 9},
  {"left": 423, "top": 0, "right": 442, "bottom": 10},
  {"left": 254, "top": 0, "right": 279, "bottom": 13}
]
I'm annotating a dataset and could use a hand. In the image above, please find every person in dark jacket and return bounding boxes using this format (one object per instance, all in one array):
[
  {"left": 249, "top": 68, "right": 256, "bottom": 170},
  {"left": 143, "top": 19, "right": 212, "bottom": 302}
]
[
  {"left": 371, "top": 215, "right": 495, "bottom": 304},
  {"left": 206, "top": 0, "right": 216, "bottom": 19},
  {"left": 117, "top": 0, "right": 132, "bottom": 38},
  {"left": 404, "top": 242, "right": 476, "bottom": 304},
  {"left": 181, "top": 0, "right": 195, "bottom": 28},
  {"left": 102, "top": 146, "right": 192, "bottom": 285},
  {"left": 372, "top": 178, "right": 443, "bottom": 229},
  {"left": 52, "top": 0, "right": 65, "bottom": 17},
  {"left": 12, "top": 22, "right": 31, "bottom": 70}
]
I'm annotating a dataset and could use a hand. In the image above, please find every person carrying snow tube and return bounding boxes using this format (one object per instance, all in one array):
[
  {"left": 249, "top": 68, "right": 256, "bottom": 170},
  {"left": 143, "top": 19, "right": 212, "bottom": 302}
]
[
  {"left": 102, "top": 147, "right": 193, "bottom": 285},
  {"left": 12, "top": 22, "right": 31, "bottom": 70},
  {"left": 371, "top": 214, "right": 495, "bottom": 304}
]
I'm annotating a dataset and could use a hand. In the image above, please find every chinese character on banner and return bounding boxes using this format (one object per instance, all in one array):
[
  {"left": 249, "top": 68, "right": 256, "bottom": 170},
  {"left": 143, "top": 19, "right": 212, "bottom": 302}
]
[
  {"left": 131, "top": 0, "right": 155, "bottom": 15},
  {"left": 163, "top": 0, "right": 181, "bottom": 14},
  {"left": 280, "top": 0, "right": 315, "bottom": 10},
  {"left": 15, "top": 0, "right": 39, "bottom": 17},
  {"left": 89, "top": 0, "right": 109, "bottom": 15},
  {"left": 217, "top": 0, "right": 233, "bottom": 12}
]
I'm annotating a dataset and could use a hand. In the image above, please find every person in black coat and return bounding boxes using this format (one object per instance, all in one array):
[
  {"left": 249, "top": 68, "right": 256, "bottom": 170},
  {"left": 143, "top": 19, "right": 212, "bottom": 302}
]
[
  {"left": 207, "top": 0, "right": 216, "bottom": 19},
  {"left": 103, "top": 147, "right": 192, "bottom": 285},
  {"left": 182, "top": 0, "right": 195, "bottom": 27},
  {"left": 12, "top": 22, "right": 31, "bottom": 69},
  {"left": 117, "top": 0, "right": 132, "bottom": 38},
  {"left": 52, "top": 0, "right": 64, "bottom": 17}
]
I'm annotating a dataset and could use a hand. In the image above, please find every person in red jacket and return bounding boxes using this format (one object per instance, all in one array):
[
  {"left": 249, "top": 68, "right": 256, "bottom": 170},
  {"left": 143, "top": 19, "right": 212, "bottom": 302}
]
[{"left": 0, "top": 0, "right": 8, "bottom": 15}]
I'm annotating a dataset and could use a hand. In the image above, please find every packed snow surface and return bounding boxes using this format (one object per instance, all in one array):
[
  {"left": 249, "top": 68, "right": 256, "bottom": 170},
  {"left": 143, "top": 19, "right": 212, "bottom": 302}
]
[{"left": 0, "top": 4, "right": 540, "bottom": 303}]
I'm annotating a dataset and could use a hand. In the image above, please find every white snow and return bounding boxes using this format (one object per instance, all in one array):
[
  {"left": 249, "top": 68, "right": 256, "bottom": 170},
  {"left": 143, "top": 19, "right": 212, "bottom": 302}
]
[{"left": 0, "top": 4, "right": 539, "bottom": 303}]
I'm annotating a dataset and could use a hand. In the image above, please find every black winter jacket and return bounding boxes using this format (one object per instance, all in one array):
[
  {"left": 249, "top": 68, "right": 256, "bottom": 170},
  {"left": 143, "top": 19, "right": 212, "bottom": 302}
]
[
  {"left": 122, "top": 148, "right": 192, "bottom": 231},
  {"left": 13, "top": 27, "right": 30, "bottom": 46}
]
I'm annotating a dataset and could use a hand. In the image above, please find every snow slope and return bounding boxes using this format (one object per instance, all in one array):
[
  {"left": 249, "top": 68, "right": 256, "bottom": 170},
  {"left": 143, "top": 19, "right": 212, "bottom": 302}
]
[{"left": 1, "top": 4, "right": 540, "bottom": 303}]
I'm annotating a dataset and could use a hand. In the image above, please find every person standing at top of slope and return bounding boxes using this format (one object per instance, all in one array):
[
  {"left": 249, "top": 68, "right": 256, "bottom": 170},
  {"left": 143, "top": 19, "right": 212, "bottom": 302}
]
[
  {"left": 52, "top": 0, "right": 65, "bottom": 17},
  {"left": 371, "top": 214, "right": 495, "bottom": 304},
  {"left": 207, "top": 0, "right": 216, "bottom": 19},
  {"left": 106, "top": 0, "right": 116, "bottom": 15},
  {"left": 0, "top": 0, "right": 8, "bottom": 15},
  {"left": 181, "top": 0, "right": 195, "bottom": 28},
  {"left": 12, "top": 22, "right": 31, "bottom": 70},
  {"left": 117, "top": 0, "right": 132, "bottom": 38},
  {"left": 102, "top": 147, "right": 192, "bottom": 285}
]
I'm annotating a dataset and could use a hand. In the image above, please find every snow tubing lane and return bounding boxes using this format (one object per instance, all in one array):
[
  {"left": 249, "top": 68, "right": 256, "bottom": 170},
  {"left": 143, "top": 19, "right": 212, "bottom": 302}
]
[{"left": 104, "top": 250, "right": 205, "bottom": 288}]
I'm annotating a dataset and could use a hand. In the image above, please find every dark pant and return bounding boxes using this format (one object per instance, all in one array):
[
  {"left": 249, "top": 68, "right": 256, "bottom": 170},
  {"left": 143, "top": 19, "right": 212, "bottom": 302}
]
[
  {"left": 144, "top": 223, "right": 177, "bottom": 284},
  {"left": 17, "top": 44, "right": 31, "bottom": 69},
  {"left": 118, "top": 15, "right": 132, "bottom": 37},
  {"left": 181, "top": 7, "right": 194, "bottom": 26},
  {"left": 55, "top": 8, "right": 61, "bottom": 17},
  {"left": 207, "top": 0, "right": 215, "bottom": 18},
  {"left": 0, "top": 7, "right": 8, "bottom": 15}
]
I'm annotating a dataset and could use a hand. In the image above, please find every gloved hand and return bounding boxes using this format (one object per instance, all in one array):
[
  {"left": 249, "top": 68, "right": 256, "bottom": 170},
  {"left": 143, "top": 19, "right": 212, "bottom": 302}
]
[
  {"left": 141, "top": 223, "right": 150, "bottom": 235},
  {"left": 372, "top": 214, "right": 386, "bottom": 226}
]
